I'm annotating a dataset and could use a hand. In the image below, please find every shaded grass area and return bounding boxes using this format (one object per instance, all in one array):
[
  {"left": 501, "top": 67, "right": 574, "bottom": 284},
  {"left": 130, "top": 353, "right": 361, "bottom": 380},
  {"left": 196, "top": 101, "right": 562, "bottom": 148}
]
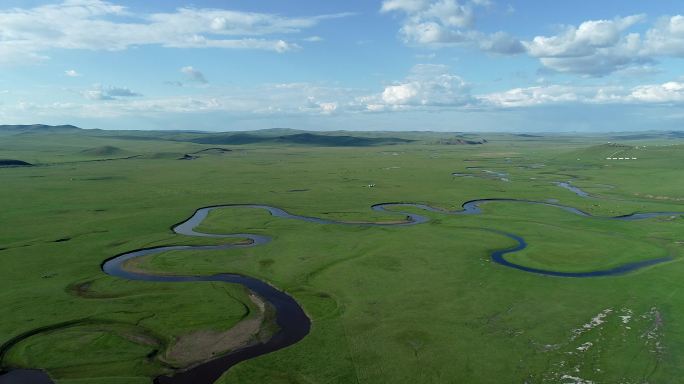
[
  {"left": 0, "top": 159, "right": 32, "bottom": 167},
  {"left": 5, "top": 322, "right": 166, "bottom": 380},
  {"left": 1, "top": 132, "right": 684, "bottom": 383}
]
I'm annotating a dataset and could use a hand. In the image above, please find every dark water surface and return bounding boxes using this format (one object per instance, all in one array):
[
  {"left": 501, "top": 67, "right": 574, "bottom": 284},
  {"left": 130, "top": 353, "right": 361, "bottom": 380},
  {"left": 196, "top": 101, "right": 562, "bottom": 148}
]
[{"left": 0, "top": 370, "right": 53, "bottom": 384}]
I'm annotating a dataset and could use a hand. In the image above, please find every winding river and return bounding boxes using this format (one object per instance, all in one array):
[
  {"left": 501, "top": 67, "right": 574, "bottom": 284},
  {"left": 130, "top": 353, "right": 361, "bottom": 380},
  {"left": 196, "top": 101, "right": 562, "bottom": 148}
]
[
  {"left": 556, "top": 181, "right": 592, "bottom": 198},
  {"left": 2, "top": 197, "right": 682, "bottom": 384}
]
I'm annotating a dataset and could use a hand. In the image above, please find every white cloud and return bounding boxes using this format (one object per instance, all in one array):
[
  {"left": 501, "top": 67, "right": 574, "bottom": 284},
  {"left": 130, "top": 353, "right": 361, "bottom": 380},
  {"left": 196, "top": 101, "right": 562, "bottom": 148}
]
[
  {"left": 9, "top": 96, "right": 224, "bottom": 119},
  {"left": 303, "top": 36, "right": 324, "bottom": 42},
  {"left": 4, "top": 73, "right": 469, "bottom": 120},
  {"left": 523, "top": 14, "right": 684, "bottom": 76},
  {"left": 82, "top": 90, "right": 108, "bottom": 101},
  {"left": 319, "top": 102, "right": 338, "bottom": 114},
  {"left": 366, "top": 104, "right": 386, "bottom": 112},
  {"left": 643, "top": 15, "right": 684, "bottom": 56},
  {"left": 82, "top": 85, "right": 141, "bottom": 100},
  {"left": 300, "top": 97, "right": 339, "bottom": 115},
  {"left": 382, "top": 5, "right": 684, "bottom": 77},
  {"left": 525, "top": 16, "right": 645, "bottom": 57},
  {"left": 383, "top": 83, "right": 420, "bottom": 104},
  {"left": 16, "top": 82, "right": 357, "bottom": 118},
  {"left": 105, "top": 87, "right": 140, "bottom": 97},
  {"left": 65, "top": 69, "right": 81, "bottom": 77},
  {"left": 523, "top": 15, "right": 647, "bottom": 76},
  {"left": 180, "top": 66, "right": 207, "bottom": 83},
  {"left": 481, "top": 85, "right": 588, "bottom": 107},
  {"left": 0, "top": 0, "right": 351, "bottom": 64},
  {"left": 479, "top": 31, "right": 526, "bottom": 55},
  {"left": 627, "top": 81, "right": 684, "bottom": 102},
  {"left": 481, "top": 81, "right": 684, "bottom": 107},
  {"left": 381, "top": 0, "right": 428, "bottom": 13},
  {"left": 5, "top": 78, "right": 684, "bottom": 123},
  {"left": 359, "top": 64, "right": 473, "bottom": 111},
  {"left": 380, "top": 0, "right": 524, "bottom": 54},
  {"left": 161, "top": 37, "right": 298, "bottom": 53}
]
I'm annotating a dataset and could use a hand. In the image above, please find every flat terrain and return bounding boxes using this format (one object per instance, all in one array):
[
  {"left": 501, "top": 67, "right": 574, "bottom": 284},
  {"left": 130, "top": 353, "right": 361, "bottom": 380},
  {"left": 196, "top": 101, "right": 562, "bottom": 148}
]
[{"left": 2, "top": 127, "right": 684, "bottom": 383}]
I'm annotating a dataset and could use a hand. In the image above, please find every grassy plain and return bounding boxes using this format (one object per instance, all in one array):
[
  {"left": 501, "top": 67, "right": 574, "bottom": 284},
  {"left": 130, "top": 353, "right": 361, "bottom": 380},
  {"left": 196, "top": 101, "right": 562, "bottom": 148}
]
[{"left": 2, "top": 128, "right": 684, "bottom": 383}]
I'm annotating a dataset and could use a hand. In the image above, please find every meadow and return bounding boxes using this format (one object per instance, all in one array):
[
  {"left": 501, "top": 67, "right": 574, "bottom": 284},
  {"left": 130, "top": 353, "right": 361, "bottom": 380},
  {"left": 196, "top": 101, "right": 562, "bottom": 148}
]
[{"left": 2, "top": 127, "right": 684, "bottom": 383}]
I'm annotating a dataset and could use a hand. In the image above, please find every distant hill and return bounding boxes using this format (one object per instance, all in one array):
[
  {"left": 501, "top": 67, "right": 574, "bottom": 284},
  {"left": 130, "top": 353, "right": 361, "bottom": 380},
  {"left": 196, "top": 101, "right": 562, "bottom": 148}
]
[
  {"left": 609, "top": 131, "right": 684, "bottom": 140},
  {"left": 80, "top": 145, "right": 125, "bottom": 156},
  {"left": 436, "top": 137, "right": 487, "bottom": 145},
  {"left": 0, "top": 124, "right": 81, "bottom": 134},
  {"left": 191, "top": 133, "right": 264, "bottom": 145},
  {"left": 189, "top": 132, "right": 414, "bottom": 147}
]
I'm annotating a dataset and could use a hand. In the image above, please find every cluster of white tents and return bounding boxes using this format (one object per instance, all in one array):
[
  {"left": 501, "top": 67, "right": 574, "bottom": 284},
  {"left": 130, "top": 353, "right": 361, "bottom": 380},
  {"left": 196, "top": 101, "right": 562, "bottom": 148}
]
[{"left": 606, "top": 157, "right": 638, "bottom": 160}]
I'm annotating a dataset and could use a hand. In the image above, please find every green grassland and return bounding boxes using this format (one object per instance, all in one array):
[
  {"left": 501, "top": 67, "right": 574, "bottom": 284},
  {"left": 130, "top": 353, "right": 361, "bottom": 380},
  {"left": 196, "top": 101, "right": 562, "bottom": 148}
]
[{"left": 2, "top": 127, "right": 684, "bottom": 383}]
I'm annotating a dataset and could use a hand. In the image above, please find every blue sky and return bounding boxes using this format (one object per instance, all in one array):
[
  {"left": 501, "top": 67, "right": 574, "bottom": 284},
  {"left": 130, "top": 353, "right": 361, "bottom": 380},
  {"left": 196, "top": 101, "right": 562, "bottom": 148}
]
[{"left": 0, "top": 0, "right": 683, "bottom": 132}]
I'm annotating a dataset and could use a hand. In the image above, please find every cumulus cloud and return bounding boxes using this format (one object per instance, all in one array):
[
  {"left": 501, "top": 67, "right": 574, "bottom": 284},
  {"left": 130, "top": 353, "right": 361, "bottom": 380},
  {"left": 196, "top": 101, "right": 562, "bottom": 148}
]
[
  {"left": 83, "top": 85, "right": 141, "bottom": 100},
  {"left": 382, "top": 83, "right": 419, "bottom": 104},
  {"left": 627, "top": 81, "right": 684, "bottom": 102},
  {"left": 380, "top": 0, "right": 524, "bottom": 54},
  {"left": 359, "top": 64, "right": 473, "bottom": 111},
  {"left": 525, "top": 16, "right": 645, "bottom": 57},
  {"left": 523, "top": 14, "right": 684, "bottom": 76},
  {"left": 523, "top": 15, "right": 648, "bottom": 76},
  {"left": 0, "top": 0, "right": 351, "bottom": 64},
  {"left": 65, "top": 69, "right": 81, "bottom": 77},
  {"left": 181, "top": 66, "right": 207, "bottom": 83},
  {"left": 382, "top": 5, "right": 684, "bottom": 77},
  {"left": 643, "top": 15, "right": 684, "bottom": 57}
]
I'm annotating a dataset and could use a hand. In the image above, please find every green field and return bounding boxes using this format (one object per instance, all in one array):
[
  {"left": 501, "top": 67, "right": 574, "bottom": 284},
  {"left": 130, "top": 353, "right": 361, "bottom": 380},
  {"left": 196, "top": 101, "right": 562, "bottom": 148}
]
[{"left": 2, "top": 126, "right": 684, "bottom": 383}]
